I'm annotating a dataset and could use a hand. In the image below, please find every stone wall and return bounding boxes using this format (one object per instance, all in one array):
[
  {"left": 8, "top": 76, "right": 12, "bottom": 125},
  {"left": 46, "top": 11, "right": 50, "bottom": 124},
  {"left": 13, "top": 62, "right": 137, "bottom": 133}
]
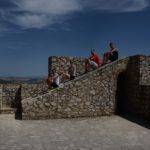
[
  {"left": 48, "top": 56, "right": 85, "bottom": 76},
  {"left": 0, "top": 85, "right": 3, "bottom": 110},
  {"left": 0, "top": 84, "right": 48, "bottom": 112},
  {"left": 138, "top": 56, "right": 150, "bottom": 118},
  {"left": 140, "top": 56, "right": 150, "bottom": 85},
  {"left": 22, "top": 55, "right": 150, "bottom": 120},
  {"left": 21, "top": 84, "right": 48, "bottom": 99},
  {"left": 120, "top": 56, "right": 150, "bottom": 119},
  {"left": 22, "top": 57, "right": 130, "bottom": 119},
  {"left": 2, "top": 84, "right": 20, "bottom": 108},
  {"left": 139, "top": 85, "right": 150, "bottom": 119}
]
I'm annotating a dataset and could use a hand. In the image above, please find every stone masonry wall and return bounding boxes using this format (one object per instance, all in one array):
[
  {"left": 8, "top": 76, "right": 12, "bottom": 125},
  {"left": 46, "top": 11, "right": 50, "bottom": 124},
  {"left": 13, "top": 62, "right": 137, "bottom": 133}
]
[
  {"left": 21, "top": 84, "right": 48, "bottom": 99},
  {"left": 122, "top": 56, "right": 150, "bottom": 119},
  {"left": 2, "top": 84, "right": 20, "bottom": 108},
  {"left": 140, "top": 56, "right": 150, "bottom": 85},
  {"left": 22, "top": 55, "right": 150, "bottom": 120},
  {"left": 22, "top": 57, "right": 130, "bottom": 119},
  {"left": 139, "top": 85, "right": 150, "bottom": 119},
  {"left": 0, "top": 84, "right": 48, "bottom": 111},
  {"left": 139, "top": 56, "right": 150, "bottom": 119},
  {"left": 49, "top": 56, "right": 85, "bottom": 77},
  {"left": 0, "top": 85, "right": 3, "bottom": 110}
]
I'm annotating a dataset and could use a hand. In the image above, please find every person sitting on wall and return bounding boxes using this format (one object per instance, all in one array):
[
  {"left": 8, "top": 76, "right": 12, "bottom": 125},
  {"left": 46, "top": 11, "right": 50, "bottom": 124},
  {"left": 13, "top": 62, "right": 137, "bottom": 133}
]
[
  {"left": 46, "top": 68, "right": 60, "bottom": 88},
  {"left": 59, "top": 65, "right": 69, "bottom": 82},
  {"left": 59, "top": 62, "right": 77, "bottom": 81},
  {"left": 103, "top": 42, "right": 118, "bottom": 64},
  {"left": 68, "top": 61, "right": 76, "bottom": 80},
  {"left": 85, "top": 49, "right": 102, "bottom": 73}
]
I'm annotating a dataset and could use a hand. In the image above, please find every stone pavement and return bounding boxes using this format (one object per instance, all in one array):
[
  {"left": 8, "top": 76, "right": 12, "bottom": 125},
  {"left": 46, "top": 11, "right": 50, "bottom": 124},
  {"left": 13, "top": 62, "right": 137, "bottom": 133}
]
[{"left": 0, "top": 114, "right": 150, "bottom": 150}]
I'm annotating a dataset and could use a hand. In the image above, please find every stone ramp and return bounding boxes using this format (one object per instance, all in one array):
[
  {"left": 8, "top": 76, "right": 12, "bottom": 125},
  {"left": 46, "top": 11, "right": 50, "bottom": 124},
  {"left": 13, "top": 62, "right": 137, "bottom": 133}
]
[{"left": 0, "top": 114, "right": 150, "bottom": 150}]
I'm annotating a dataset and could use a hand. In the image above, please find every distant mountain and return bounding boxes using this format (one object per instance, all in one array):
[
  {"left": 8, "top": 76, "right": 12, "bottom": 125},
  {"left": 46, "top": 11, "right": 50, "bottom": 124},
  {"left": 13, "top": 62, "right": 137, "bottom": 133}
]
[
  {"left": 0, "top": 77, "right": 44, "bottom": 84},
  {"left": 0, "top": 79, "right": 10, "bottom": 84}
]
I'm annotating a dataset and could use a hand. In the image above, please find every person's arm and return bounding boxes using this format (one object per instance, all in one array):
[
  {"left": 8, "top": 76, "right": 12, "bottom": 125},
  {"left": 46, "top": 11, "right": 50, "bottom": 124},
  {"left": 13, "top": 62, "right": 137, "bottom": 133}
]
[
  {"left": 89, "top": 56, "right": 92, "bottom": 60},
  {"left": 51, "top": 73, "right": 58, "bottom": 81},
  {"left": 90, "top": 55, "right": 94, "bottom": 61},
  {"left": 111, "top": 48, "right": 117, "bottom": 53}
]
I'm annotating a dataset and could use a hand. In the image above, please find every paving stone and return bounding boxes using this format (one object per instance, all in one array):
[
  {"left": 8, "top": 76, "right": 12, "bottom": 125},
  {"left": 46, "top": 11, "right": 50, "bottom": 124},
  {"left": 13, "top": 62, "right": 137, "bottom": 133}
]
[{"left": 0, "top": 114, "right": 150, "bottom": 150}]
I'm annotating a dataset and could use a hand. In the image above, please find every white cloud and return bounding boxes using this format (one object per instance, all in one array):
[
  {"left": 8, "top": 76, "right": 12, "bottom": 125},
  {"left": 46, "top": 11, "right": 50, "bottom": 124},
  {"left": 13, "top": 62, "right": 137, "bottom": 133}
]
[
  {"left": 0, "top": 0, "right": 149, "bottom": 30},
  {"left": 81, "top": 0, "right": 149, "bottom": 12},
  {"left": 13, "top": 14, "right": 53, "bottom": 29},
  {"left": 1, "top": 0, "right": 82, "bottom": 29},
  {"left": 14, "top": 0, "right": 81, "bottom": 15}
]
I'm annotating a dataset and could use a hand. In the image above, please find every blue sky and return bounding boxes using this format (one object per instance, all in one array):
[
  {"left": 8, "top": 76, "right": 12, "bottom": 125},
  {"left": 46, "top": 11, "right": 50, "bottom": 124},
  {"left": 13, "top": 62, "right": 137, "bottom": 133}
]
[{"left": 0, "top": 0, "right": 150, "bottom": 77}]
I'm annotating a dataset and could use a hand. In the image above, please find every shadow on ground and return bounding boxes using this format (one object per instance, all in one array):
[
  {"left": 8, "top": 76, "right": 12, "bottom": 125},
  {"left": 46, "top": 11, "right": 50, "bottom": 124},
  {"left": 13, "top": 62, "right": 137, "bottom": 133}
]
[
  {"left": 11, "top": 85, "right": 22, "bottom": 120},
  {"left": 120, "top": 114, "right": 150, "bottom": 129}
]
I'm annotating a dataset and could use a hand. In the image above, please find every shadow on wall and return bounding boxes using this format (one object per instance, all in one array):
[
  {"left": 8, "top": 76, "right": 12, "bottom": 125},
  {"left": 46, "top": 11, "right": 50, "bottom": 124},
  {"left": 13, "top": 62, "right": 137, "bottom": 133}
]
[
  {"left": 11, "top": 85, "right": 22, "bottom": 120},
  {"left": 116, "top": 56, "right": 150, "bottom": 129},
  {"left": 116, "top": 72, "right": 127, "bottom": 115}
]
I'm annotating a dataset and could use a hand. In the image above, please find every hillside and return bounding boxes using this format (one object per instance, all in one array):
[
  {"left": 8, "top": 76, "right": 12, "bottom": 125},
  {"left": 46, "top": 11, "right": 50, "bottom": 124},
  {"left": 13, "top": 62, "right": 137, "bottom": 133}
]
[{"left": 0, "top": 77, "right": 44, "bottom": 84}]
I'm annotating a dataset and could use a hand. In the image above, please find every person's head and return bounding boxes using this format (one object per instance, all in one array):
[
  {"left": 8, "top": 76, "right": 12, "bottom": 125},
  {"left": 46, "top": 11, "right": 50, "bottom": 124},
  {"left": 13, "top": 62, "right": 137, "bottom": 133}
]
[
  {"left": 109, "top": 42, "right": 115, "bottom": 49},
  {"left": 51, "top": 68, "right": 56, "bottom": 74}
]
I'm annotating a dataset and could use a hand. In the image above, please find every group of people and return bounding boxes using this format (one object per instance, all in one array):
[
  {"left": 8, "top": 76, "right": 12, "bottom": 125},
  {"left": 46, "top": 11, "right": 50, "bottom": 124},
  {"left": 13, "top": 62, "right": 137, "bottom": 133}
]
[
  {"left": 46, "top": 61, "right": 76, "bottom": 89},
  {"left": 46, "top": 42, "right": 118, "bottom": 89}
]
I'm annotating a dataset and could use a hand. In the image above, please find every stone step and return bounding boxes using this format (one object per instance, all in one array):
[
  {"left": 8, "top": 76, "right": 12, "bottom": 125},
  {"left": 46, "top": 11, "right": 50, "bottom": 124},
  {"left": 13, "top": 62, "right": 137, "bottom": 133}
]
[{"left": 0, "top": 108, "right": 15, "bottom": 114}]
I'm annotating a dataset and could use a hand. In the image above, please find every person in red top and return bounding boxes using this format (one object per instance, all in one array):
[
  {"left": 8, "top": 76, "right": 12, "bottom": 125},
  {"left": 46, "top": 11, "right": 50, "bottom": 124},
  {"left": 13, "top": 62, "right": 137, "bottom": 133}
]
[{"left": 85, "top": 50, "right": 102, "bottom": 73}]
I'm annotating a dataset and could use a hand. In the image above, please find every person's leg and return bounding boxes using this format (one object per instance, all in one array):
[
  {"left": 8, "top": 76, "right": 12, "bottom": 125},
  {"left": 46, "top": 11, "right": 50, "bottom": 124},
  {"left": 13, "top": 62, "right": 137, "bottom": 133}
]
[
  {"left": 84, "top": 59, "right": 91, "bottom": 73},
  {"left": 70, "top": 75, "right": 75, "bottom": 80},
  {"left": 104, "top": 52, "right": 111, "bottom": 64},
  {"left": 109, "top": 52, "right": 118, "bottom": 62},
  {"left": 46, "top": 78, "right": 52, "bottom": 89},
  {"left": 51, "top": 82, "right": 59, "bottom": 88},
  {"left": 90, "top": 61, "right": 98, "bottom": 69},
  {"left": 113, "top": 51, "right": 118, "bottom": 61},
  {"left": 62, "top": 73, "right": 70, "bottom": 82}
]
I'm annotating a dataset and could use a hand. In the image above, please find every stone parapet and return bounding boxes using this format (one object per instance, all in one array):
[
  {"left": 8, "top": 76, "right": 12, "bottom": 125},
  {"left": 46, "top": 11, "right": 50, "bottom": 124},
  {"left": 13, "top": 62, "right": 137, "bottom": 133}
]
[{"left": 49, "top": 56, "right": 85, "bottom": 76}]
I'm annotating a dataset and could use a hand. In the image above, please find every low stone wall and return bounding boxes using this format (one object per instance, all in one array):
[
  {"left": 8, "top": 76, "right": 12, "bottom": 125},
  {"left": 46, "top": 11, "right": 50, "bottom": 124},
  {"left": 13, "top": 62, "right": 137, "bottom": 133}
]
[
  {"left": 21, "top": 84, "right": 48, "bottom": 99},
  {"left": 0, "top": 84, "right": 48, "bottom": 112},
  {"left": 2, "top": 84, "right": 20, "bottom": 108},
  {"left": 49, "top": 56, "right": 85, "bottom": 76}
]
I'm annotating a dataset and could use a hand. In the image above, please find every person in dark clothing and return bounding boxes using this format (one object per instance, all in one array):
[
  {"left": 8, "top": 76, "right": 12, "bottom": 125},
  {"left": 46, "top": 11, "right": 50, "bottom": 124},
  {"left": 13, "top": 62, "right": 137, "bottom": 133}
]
[
  {"left": 68, "top": 61, "right": 76, "bottom": 80},
  {"left": 103, "top": 42, "right": 118, "bottom": 64}
]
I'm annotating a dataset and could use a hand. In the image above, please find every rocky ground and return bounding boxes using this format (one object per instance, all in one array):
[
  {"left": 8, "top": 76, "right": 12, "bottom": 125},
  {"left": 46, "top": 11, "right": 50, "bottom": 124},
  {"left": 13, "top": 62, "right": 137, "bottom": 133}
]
[{"left": 0, "top": 114, "right": 150, "bottom": 150}]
